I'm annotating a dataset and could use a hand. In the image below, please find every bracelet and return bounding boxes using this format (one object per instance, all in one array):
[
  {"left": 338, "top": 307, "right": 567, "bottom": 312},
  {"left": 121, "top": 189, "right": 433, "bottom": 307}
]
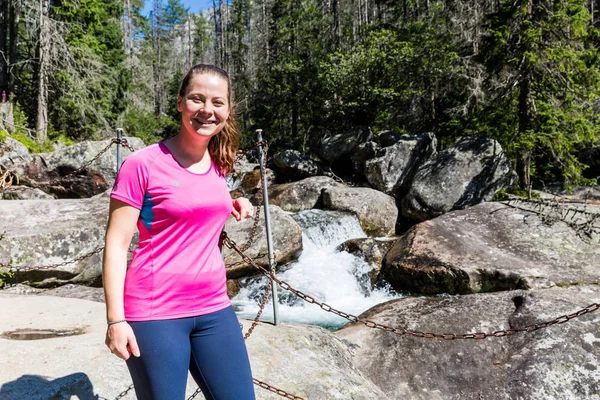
[{"left": 107, "top": 319, "right": 126, "bottom": 326}]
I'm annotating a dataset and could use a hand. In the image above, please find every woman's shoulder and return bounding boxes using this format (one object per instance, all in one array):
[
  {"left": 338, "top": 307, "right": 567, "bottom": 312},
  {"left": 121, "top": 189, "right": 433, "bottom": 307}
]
[{"left": 123, "top": 142, "right": 164, "bottom": 166}]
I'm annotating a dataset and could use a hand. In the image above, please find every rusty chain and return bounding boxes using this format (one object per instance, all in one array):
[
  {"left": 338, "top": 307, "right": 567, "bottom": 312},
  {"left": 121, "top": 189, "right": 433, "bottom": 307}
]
[
  {"left": 253, "top": 378, "right": 304, "bottom": 400},
  {"left": 1, "top": 247, "right": 104, "bottom": 273},
  {"left": 237, "top": 140, "right": 269, "bottom": 253},
  {"left": 0, "top": 137, "right": 135, "bottom": 192},
  {"left": 222, "top": 233, "right": 600, "bottom": 340}
]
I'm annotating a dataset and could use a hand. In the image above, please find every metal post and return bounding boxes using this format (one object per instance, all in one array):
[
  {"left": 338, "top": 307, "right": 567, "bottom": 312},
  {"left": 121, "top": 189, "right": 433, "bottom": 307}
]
[
  {"left": 116, "top": 128, "right": 123, "bottom": 173},
  {"left": 257, "top": 129, "right": 280, "bottom": 325}
]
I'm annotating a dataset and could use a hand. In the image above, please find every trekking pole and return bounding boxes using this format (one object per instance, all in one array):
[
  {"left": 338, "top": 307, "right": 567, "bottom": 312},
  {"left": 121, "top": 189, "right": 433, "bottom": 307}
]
[
  {"left": 116, "top": 128, "right": 123, "bottom": 173},
  {"left": 257, "top": 129, "right": 280, "bottom": 325}
]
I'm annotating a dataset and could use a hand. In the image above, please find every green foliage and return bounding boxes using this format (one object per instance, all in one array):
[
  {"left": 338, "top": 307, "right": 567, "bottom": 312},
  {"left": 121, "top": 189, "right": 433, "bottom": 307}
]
[
  {"left": 492, "top": 187, "right": 540, "bottom": 201},
  {"left": 121, "top": 108, "right": 178, "bottom": 146},
  {"left": 479, "top": 0, "right": 600, "bottom": 188}
]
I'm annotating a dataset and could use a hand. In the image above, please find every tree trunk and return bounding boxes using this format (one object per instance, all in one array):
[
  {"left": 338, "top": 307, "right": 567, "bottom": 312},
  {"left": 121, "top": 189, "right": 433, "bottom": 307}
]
[
  {"left": 152, "top": 0, "right": 162, "bottom": 116},
  {"left": 9, "top": 0, "right": 20, "bottom": 93},
  {"left": 516, "top": 0, "right": 535, "bottom": 192},
  {"left": 35, "top": 0, "right": 50, "bottom": 143},
  {"left": 0, "top": 0, "right": 8, "bottom": 94},
  {"left": 517, "top": 74, "right": 533, "bottom": 191}
]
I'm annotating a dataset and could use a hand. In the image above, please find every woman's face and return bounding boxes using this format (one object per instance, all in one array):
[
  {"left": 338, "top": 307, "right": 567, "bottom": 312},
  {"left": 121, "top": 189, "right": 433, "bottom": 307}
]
[{"left": 177, "top": 73, "right": 230, "bottom": 139}]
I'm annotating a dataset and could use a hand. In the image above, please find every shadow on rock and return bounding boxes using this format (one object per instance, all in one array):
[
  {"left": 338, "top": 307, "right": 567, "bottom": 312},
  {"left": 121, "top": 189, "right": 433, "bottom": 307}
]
[{"left": 0, "top": 373, "right": 98, "bottom": 400}]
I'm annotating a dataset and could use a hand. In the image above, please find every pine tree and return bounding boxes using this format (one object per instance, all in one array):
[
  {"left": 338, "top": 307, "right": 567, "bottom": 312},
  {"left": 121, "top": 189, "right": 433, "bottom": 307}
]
[{"left": 480, "top": 0, "right": 600, "bottom": 189}]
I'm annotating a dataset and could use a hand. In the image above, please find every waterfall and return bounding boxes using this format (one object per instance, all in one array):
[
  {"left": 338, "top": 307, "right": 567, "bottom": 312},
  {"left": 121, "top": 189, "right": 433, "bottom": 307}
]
[{"left": 232, "top": 209, "right": 401, "bottom": 329}]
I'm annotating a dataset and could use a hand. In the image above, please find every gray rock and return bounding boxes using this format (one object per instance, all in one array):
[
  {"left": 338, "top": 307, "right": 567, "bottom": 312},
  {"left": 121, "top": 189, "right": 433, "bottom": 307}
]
[
  {"left": 1, "top": 186, "right": 55, "bottom": 200},
  {"left": 239, "top": 168, "right": 276, "bottom": 194},
  {"left": 402, "top": 135, "right": 518, "bottom": 222},
  {"left": 0, "top": 196, "right": 109, "bottom": 287},
  {"left": 382, "top": 202, "right": 600, "bottom": 295},
  {"left": 0, "top": 137, "right": 145, "bottom": 198},
  {"left": 228, "top": 153, "right": 260, "bottom": 191},
  {"left": 542, "top": 185, "right": 600, "bottom": 202},
  {"left": 41, "top": 284, "right": 105, "bottom": 303},
  {"left": 336, "top": 285, "right": 600, "bottom": 400},
  {"left": 378, "top": 130, "right": 403, "bottom": 147},
  {"left": 319, "top": 126, "right": 373, "bottom": 164},
  {"left": 223, "top": 205, "right": 303, "bottom": 279},
  {"left": 42, "top": 137, "right": 145, "bottom": 183},
  {"left": 322, "top": 187, "right": 397, "bottom": 236},
  {"left": 365, "top": 132, "right": 437, "bottom": 195},
  {"left": 0, "top": 136, "right": 28, "bottom": 161},
  {"left": 0, "top": 294, "right": 388, "bottom": 399},
  {"left": 272, "top": 150, "right": 323, "bottom": 181},
  {"left": 350, "top": 141, "right": 380, "bottom": 179},
  {"left": 0, "top": 196, "right": 294, "bottom": 288},
  {"left": 268, "top": 176, "right": 344, "bottom": 212},
  {"left": 338, "top": 237, "right": 396, "bottom": 288}
]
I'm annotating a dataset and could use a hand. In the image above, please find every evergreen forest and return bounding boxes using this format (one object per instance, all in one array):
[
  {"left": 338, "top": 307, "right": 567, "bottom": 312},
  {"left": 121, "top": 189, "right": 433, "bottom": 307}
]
[{"left": 1, "top": 0, "right": 599, "bottom": 190}]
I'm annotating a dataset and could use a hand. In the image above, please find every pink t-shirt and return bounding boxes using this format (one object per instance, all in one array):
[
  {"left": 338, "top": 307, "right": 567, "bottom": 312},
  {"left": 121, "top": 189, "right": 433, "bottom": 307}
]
[{"left": 110, "top": 141, "right": 232, "bottom": 321}]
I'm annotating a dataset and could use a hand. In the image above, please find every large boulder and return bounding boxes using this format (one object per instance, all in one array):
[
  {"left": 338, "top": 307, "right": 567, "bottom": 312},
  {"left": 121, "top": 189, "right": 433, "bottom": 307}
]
[
  {"left": 239, "top": 168, "right": 276, "bottom": 195},
  {"left": 0, "top": 294, "right": 388, "bottom": 399},
  {"left": 336, "top": 285, "right": 600, "bottom": 400},
  {"left": 268, "top": 176, "right": 344, "bottom": 212},
  {"left": 0, "top": 198, "right": 297, "bottom": 288},
  {"left": 0, "top": 196, "right": 109, "bottom": 287},
  {"left": 319, "top": 126, "right": 373, "bottom": 164},
  {"left": 378, "top": 130, "right": 403, "bottom": 147},
  {"left": 364, "top": 132, "right": 436, "bottom": 195},
  {"left": 228, "top": 153, "right": 261, "bottom": 192},
  {"left": 382, "top": 201, "right": 600, "bottom": 295},
  {"left": 0, "top": 136, "right": 28, "bottom": 161},
  {"left": 322, "top": 187, "right": 397, "bottom": 236},
  {"left": 401, "top": 135, "right": 517, "bottom": 222},
  {"left": 0, "top": 137, "right": 145, "bottom": 198},
  {"left": 223, "top": 205, "right": 303, "bottom": 279},
  {"left": 350, "top": 141, "right": 380, "bottom": 179},
  {"left": 272, "top": 150, "right": 323, "bottom": 181},
  {"left": 43, "top": 137, "right": 145, "bottom": 183}
]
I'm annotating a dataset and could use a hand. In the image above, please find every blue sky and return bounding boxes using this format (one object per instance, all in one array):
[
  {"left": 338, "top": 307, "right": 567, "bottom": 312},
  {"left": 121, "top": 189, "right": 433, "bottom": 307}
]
[{"left": 141, "top": 0, "right": 214, "bottom": 15}]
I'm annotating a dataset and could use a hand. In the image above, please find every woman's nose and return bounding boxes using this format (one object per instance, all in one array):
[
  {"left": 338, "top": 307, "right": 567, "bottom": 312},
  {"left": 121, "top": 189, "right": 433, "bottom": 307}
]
[{"left": 199, "top": 101, "right": 213, "bottom": 114}]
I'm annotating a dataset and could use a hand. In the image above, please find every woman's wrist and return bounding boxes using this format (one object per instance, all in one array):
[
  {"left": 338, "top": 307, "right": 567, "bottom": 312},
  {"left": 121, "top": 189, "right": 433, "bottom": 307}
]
[{"left": 107, "top": 319, "right": 127, "bottom": 326}]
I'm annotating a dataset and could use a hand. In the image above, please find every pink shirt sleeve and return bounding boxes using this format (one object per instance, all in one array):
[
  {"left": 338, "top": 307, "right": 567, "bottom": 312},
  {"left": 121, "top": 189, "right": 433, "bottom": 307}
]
[{"left": 110, "top": 154, "right": 148, "bottom": 209}]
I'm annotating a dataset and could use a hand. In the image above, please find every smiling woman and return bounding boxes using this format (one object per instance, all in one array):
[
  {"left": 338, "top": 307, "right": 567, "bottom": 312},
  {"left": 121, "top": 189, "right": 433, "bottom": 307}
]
[{"left": 102, "top": 64, "right": 256, "bottom": 400}]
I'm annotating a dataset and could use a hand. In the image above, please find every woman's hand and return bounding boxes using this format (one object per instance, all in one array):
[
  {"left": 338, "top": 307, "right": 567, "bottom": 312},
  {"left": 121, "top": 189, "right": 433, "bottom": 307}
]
[
  {"left": 105, "top": 322, "right": 140, "bottom": 361},
  {"left": 231, "top": 197, "right": 254, "bottom": 221}
]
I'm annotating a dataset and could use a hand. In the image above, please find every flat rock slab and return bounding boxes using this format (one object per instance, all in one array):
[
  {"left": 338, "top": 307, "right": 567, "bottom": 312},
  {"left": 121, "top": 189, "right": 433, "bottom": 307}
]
[
  {"left": 383, "top": 202, "right": 600, "bottom": 295},
  {"left": 0, "top": 294, "right": 386, "bottom": 399},
  {"left": 336, "top": 285, "right": 600, "bottom": 400}
]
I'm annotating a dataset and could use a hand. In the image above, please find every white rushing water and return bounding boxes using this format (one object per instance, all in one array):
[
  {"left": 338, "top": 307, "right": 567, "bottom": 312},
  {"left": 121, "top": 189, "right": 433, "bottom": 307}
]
[{"left": 232, "top": 209, "right": 401, "bottom": 330}]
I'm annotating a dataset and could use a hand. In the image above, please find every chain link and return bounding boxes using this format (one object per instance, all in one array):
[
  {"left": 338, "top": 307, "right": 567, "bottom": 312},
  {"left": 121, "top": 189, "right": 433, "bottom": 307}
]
[
  {"left": 1, "top": 137, "right": 135, "bottom": 191},
  {"left": 222, "top": 233, "right": 600, "bottom": 340},
  {"left": 253, "top": 378, "right": 304, "bottom": 400},
  {"left": 2, "top": 247, "right": 104, "bottom": 273}
]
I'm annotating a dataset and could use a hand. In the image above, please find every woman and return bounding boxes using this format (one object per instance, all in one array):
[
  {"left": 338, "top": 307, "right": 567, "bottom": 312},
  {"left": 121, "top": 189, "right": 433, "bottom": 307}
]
[{"left": 103, "top": 64, "right": 256, "bottom": 400}]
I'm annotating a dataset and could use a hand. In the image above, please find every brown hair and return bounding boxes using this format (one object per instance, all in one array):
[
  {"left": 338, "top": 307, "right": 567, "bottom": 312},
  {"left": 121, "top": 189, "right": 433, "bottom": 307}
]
[{"left": 179, "top": 64, "right": 239, "bottom": 176}]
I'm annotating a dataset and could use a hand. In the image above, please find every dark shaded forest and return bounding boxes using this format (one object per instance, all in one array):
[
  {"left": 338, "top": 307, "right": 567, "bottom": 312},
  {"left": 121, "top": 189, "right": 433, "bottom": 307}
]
[{"left": 1, "top": 0, "right": 599, "bottom": 189}]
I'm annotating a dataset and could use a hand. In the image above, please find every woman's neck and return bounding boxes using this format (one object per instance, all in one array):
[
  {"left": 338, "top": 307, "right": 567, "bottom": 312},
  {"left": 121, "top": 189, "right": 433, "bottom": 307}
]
[{"left": 168, "top": 131, "right": 211, "bottom": 164}]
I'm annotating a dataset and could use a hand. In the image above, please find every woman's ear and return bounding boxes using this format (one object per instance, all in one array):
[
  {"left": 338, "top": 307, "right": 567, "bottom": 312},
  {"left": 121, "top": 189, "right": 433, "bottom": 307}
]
[{"left": 177, "top": 94, "right": 183, "bottom": 112}]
